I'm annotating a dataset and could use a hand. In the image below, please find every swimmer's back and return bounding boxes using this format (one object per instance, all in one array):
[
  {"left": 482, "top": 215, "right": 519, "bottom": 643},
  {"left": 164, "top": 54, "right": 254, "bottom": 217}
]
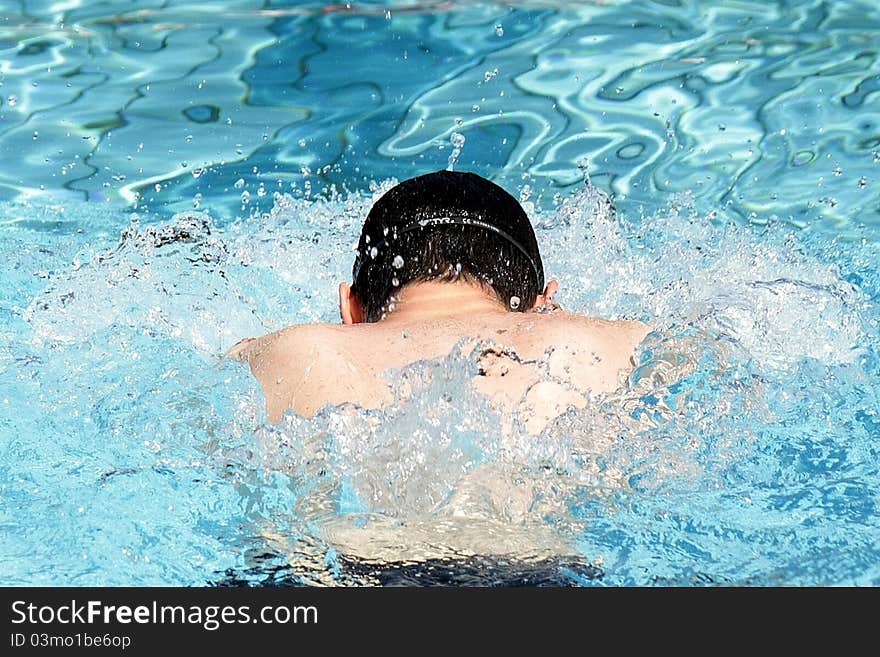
[{"left": 228, "top": 312, "right": 650, "bottom": 429}]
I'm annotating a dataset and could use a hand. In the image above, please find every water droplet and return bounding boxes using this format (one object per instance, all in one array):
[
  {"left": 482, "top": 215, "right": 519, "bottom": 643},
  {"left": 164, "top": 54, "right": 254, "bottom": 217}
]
[
  {"left": 833, "top": 166, "right": 842, "bottom": 176},
  {"left": 369, "top": 246, "right": 378, "bottom": 259},
  {"left": 392, "top": 255, "right": 405, "bottom": 269},
  {"left": 793, "top": 150, "right": 814, "bottom": 166},
  {"left": 257, "top": 183, "right": 266, "bottom": 197},
  {"left": 858, "top": 176, "right": 867, "bottom": 189},
  {"left": 192, "top": 167, "right": 204, "bottom": 179},
  {"left": 471, "top": 104, "right": 480, "bottom": 112},
  {"left": 484, "top": 68, "right": 498, "bottom": 82},
  {"left": 447, "top": 132, "right": 466, "bottom": 171},
  {"left": 392, "top": 276, "right": 400, "bottom": 287},
  {"left": 509, "top": 295, "right": 521, "bottom": 310},
  {"left": 241, "top": 190, "right": 251, "bottom": 204},
  {"left": 7, "top": 96, "right": 18, "bottom": 107},
  {"left": 233, "top": 178, "right": 245, "bottom": 189},
  {"left": 495, "top": 24, "right": 504, "bottom": 37},
  {"left": 32, "top": 131, "right": 38, "bottom": 140},
  {"left": 154, "top": 183, "right": 162, "bottom": 193}
]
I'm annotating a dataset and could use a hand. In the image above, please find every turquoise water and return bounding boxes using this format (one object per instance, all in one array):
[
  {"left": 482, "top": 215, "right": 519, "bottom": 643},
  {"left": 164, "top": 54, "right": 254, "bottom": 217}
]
[{"left": 1, "top": 0, "right": 879, "bottom": 586}]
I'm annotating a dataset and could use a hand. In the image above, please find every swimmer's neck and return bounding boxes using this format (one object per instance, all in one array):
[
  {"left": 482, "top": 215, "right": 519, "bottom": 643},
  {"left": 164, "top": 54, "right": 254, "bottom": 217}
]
[{"left": 378, "top": 280, "right": 509, "bottom": 324}]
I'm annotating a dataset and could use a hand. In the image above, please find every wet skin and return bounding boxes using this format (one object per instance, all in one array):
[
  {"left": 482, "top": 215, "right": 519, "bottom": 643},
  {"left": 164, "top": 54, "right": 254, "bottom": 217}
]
[{"left": 228, "top": 280, "right": 650, "bottom": 434}]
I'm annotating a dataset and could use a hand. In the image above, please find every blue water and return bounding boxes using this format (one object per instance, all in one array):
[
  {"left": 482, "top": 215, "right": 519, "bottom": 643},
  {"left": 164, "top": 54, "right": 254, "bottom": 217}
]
[{"left": 1, "top": 0, "right": 879, "bottom": 586}]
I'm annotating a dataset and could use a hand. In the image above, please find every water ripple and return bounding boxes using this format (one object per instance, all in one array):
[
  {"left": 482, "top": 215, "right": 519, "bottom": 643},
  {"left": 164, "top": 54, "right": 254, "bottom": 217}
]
[{"left": 0, "top": 0, "right": 877, "bottom": 234}]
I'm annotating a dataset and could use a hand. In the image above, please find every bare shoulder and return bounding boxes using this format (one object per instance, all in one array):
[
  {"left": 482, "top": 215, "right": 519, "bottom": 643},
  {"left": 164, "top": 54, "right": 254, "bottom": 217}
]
[
  {"left": 227, "top": 323, "right": 356, "bottom": 421},
  {"left": 536, "top": 312, "right": 651, "bottom": 348},
  {"left": 224, "top": 335, "right": 263, "bottom": 361},
  {"left": 523, "top": 312, "right": 651, "bottom": 393},
  {"left": 225, "top": 323, "right": 343, "bottom": 363}
]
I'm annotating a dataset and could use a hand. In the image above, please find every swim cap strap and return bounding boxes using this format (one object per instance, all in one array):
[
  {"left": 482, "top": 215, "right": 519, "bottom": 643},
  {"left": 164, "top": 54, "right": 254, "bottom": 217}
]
[{"left": 353, "top": 215, "right": 542, "bottom": 288}]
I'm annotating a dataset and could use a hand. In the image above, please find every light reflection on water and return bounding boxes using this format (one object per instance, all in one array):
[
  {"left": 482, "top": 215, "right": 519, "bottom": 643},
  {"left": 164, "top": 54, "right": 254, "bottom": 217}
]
[
  {"left": 2, "top": 0, "right": 880, "bottom": 586},
  {"left": 0, "top": 0, "right": 878, "bottom": 235}
]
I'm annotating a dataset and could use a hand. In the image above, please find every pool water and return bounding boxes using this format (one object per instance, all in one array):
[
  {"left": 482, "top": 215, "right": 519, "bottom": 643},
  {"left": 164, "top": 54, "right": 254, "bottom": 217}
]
[{"left": 1, "top": 0, "right": 879, "bottom": 586}]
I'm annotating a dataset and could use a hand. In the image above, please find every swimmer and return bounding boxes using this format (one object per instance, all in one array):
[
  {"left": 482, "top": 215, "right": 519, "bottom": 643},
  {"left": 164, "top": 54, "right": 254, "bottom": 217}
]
[{"left": 228, "top": 170, "right": 650, "bottom": 433}]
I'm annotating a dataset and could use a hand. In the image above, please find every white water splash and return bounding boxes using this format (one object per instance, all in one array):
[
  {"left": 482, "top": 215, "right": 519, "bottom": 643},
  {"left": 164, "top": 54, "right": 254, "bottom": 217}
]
[{"left": 18, "top": 182, "right": 877, "bottom": 569}]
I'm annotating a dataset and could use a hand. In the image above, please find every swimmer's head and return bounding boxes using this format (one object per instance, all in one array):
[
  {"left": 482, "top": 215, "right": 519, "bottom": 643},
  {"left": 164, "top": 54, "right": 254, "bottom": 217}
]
[{"left": 345, "top": 170, "right": 546, "bottom": 323}]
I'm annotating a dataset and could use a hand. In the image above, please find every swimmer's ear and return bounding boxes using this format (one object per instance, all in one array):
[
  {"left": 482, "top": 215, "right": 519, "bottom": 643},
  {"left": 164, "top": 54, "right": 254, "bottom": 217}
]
[
  {"left": 339, "top": 282, "right": 366, "bottom": 324},
  {"left": 531, "top": 279, "right": 560, "bottom": 310}
]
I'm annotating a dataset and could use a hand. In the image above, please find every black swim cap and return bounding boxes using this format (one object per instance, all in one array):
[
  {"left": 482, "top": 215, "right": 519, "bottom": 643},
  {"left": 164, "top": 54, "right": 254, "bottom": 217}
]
[{"left": 351, "top": 170, "right": 545, "bottom": 322}]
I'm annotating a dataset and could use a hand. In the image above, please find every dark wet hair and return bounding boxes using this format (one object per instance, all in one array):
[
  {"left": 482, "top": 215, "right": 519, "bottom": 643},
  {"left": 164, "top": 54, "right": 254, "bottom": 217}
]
[{"left": 351, "top": 170, "right": 545, "bottom": 322}]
